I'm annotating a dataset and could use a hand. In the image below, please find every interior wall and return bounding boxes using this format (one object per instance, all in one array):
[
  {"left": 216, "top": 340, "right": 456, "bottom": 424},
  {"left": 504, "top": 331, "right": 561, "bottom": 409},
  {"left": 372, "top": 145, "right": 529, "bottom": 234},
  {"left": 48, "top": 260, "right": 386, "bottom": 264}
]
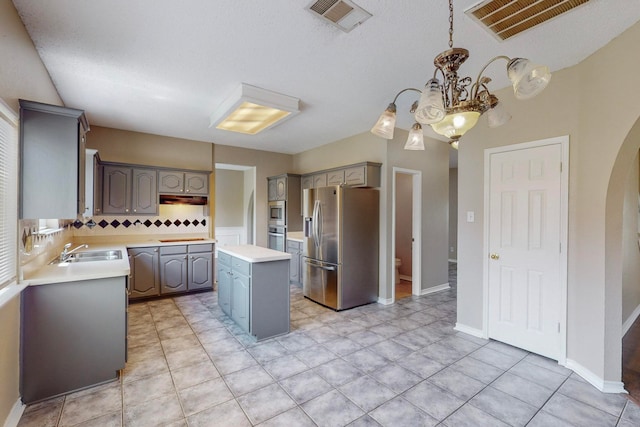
[
  {"left": 622, "top": 151, "right": 640, "bottom": 327},
  {"left": 244, "top": 168, "right": 256, "bottom": 244},
  {"left": 449, "top": 168, "right": 458, "bottom": 261},
  {"left": 87, "top": 126, "right": 212, "bottom": 171},
  {"left": 457, "top": 20, "right": 640, "bottom": 385},
  {"left": 215, "top": 169, "right": 244, "bottom": 227},
  {"left": 0, "top": 1, "right": 63, "bottom": 422},
  {"left": 213, "top": 144, "right": 293, "bottom": 248},
  {"left": 395, "top": 172, "right": 413, "bottom": 277}
]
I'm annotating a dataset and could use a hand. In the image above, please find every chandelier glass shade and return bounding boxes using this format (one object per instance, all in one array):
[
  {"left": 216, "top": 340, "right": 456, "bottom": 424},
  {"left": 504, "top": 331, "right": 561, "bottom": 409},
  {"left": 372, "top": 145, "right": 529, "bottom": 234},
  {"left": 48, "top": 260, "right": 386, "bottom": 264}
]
[{"left": 371, "top": 0, "right": 551, "bottom": 150}]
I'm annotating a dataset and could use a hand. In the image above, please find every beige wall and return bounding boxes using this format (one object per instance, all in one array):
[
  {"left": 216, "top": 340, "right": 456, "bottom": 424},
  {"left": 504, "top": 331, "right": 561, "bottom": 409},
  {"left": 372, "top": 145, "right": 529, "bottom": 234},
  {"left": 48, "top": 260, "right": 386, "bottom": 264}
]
[
  {"left": 449, "top": 169, "right": 458, "bottom": 261},
  {"left": 0, "top": 1, "right": 63, "bottom": 422},
  {"left": 87, "top": 126, "right": 212, "bottom": 170},
  {"left": 457, "top": 21, "right": 640, "bottom": 384},
  {"left": 214, "top": 144, "right": 293, "bottom": 247},
  {"left": 622, "top": 151, "right": 640, "bottom": 325},
  {"left": 215, "top": 169, "right": 244, "bottom": 227}
]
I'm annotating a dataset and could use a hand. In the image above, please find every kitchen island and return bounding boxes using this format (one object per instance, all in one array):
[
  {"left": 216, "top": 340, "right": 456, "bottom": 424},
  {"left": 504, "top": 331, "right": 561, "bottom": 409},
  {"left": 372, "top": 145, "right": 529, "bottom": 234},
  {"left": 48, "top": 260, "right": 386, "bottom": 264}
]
[{"left": 217, "top": 245, "right": 291, "bottom": 341}]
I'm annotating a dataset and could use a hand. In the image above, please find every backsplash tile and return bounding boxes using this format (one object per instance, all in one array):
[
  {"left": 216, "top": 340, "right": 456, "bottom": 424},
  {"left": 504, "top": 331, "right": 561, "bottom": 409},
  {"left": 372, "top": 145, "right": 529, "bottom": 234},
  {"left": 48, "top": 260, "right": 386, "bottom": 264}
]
[{"left": 19, "top": 219, "right": 74, "bottom": 280}]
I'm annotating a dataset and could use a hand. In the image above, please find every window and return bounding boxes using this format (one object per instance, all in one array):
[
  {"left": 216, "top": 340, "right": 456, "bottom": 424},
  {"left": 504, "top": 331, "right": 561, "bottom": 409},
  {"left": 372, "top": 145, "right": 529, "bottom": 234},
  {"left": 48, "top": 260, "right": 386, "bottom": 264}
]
[{"left": 0, "top": 99, "right": 18, "bottom": 289}]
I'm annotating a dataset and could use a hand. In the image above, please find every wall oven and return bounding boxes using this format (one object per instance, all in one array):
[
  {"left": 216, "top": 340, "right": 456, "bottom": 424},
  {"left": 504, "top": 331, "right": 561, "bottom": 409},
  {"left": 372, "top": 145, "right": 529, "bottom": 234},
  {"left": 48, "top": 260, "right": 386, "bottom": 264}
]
[
  {"left": 268, "top": 200, "right": 286, "bottom": 226},
  {"left": 268, "top": 225, "right": 285, "bottom": 252}
]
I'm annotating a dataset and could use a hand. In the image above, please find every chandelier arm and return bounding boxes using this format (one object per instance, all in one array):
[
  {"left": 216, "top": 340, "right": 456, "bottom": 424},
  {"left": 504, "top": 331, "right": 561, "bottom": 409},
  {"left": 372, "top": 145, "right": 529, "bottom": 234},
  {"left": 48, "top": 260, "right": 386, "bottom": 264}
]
[
  {"left": 391, "top": 88, "right": 422, "bottom": 104},
  {"left": 471, "top": 55, "right": 512, "bottom": 98}
]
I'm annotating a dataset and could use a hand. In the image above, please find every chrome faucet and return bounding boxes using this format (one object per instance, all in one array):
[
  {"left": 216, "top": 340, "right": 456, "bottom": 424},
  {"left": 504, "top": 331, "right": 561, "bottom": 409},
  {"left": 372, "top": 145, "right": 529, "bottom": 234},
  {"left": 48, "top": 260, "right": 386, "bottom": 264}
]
[{"left": 60, "top": 243, "right": 88, "bottom": 262}]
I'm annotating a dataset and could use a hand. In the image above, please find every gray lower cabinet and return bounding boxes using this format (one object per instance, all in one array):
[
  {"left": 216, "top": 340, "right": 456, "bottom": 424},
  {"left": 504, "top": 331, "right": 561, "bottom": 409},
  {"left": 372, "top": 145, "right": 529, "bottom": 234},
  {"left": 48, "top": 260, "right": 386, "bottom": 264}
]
[
  {"left": 20, "top": 276, "right": 127, "bottom": 404},
  {"left": 159, "top": 243, "right": 214, "bottom": 296},
  {"left": 286, "top": 239, "right": 302, "bottom": 286},
  {"left": 128, "top": 247, "right": 160, "bottom": 298},
  {"left": 217, "top": 250, "right": 289, "bottom": 340}
]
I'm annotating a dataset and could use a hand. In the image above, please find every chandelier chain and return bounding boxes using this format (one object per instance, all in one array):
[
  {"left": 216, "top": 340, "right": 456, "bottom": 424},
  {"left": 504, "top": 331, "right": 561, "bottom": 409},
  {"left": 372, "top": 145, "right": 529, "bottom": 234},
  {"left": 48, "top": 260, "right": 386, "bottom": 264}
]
[{"left": 448, "top": 0, "right": 454, "bottom": 48}]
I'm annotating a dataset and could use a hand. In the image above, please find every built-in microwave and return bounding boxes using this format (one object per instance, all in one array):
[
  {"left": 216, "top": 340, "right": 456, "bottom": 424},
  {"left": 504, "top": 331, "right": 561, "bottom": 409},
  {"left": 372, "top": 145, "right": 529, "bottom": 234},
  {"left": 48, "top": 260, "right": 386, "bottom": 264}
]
[{"left": 268, "top": 200, "right": 286, "bottom": 226}]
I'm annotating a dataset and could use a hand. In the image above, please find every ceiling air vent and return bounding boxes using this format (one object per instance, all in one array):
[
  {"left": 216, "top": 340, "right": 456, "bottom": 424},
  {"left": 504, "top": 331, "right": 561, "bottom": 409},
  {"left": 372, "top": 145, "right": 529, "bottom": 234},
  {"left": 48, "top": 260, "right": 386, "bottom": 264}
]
[
  {"left": 466, "top": 0, "right": 590, "bottom": 41},
  {"left": 307, "top": 0, "right": 372, "bottom": 33}
]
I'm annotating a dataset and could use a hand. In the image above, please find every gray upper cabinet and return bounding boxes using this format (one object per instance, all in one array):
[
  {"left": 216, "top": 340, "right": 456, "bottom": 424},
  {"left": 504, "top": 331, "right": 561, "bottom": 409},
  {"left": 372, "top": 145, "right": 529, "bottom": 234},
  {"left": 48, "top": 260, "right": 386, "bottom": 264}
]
[
  {"left": 93, "top": 155, "right": 103, "bottom": 215},
  {"left": 102, "top": 165, "right": 157, "bottom": 215},
  {"left": 19, "top": 100, "right": 89, "bottom": 219},
  {"left": 267, "top": 176, "right": 289, "bottom": 201},
  {"left": 301, "top": 162, "right": 382, "bottom": 191},
  {"left": 159, "top": 170, "right": 208, "bottom": 195}
]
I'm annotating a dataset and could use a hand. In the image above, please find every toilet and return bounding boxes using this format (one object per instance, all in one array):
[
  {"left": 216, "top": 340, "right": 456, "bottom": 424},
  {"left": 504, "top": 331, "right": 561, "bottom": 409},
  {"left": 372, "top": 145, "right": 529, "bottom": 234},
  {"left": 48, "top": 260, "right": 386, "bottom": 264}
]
[{"left": 395, "top": 258, "right": 402, "bottom": 285}]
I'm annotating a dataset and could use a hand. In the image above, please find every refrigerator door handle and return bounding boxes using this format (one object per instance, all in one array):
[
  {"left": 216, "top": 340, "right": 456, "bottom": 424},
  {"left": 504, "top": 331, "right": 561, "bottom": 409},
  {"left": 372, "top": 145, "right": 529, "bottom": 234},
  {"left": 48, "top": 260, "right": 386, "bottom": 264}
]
[
  {"left": 313, "top": 200, "right": 321, "bottom": 248},
  {"left": 305, "top": 259, "right": 336, "bottom": 271}
]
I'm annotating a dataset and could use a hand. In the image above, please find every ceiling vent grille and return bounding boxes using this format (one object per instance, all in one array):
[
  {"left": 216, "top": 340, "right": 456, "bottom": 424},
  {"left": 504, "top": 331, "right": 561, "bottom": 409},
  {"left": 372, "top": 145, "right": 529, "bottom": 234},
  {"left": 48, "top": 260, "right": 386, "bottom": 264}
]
[
  {"left": 466, "top": 0, "right": 590, "bottom": 40},
  {"left": 307, "top": 0, "right": 372, "bottom": 33}
]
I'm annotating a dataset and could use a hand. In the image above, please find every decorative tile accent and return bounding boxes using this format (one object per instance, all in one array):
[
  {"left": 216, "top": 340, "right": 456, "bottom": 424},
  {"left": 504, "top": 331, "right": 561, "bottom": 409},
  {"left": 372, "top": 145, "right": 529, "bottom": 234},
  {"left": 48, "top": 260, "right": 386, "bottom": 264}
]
[
  {"left": 98, "top": 220, "right": 109, "bottom": 228},
  {"left": 86, "top": 219, "right": 96, "bottom": 229},
  {"left": 122, "top": 219, "right": 132, "bottom": 228},
  {"left": 183, "top": 220, "right": 191, "bottom": 226},
  {"left": 174, "top": 220, "right": 182, "bottom": 226},
  {"left": 154, "top": 220, "right": 163, "bottom": 227},
  {"left": 73, "top": 219, "right": 84, "bottom": 229},
  {"left": 164, "top": 220, "right": 172, "bottom": 227},
  {"left": 144, "top": 220, "right": 152, "bottom": 227},
  {"left": 193, "top": 220, "right": 200, "bottom": 226},
  {"left": 110, "top": 219, "right": 121, "bottom": 228}
]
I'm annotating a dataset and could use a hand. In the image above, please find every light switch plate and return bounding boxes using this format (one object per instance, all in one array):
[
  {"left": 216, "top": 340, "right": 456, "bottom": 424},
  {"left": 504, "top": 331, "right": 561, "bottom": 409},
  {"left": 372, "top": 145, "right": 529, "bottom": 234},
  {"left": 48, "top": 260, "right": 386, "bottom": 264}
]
[{"left": 466, "top": 211, "right": 475, "bottom": 222}]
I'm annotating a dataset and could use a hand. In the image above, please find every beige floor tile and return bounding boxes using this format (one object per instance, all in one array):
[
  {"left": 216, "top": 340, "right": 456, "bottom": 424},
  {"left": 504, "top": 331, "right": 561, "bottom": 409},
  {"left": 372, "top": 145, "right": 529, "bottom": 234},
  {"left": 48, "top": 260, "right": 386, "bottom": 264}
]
[
  {"left": 171, "top": 360, "right": 220, "bottom": 390},
  {"left": 123, "top": 372, "right": 175, "bottom": 407},
  {"left": 59, "top": 383, "right": 122, "bottom": 427},
  {"left": 123, "top": 392, "right": 184, "bottom": 427}
]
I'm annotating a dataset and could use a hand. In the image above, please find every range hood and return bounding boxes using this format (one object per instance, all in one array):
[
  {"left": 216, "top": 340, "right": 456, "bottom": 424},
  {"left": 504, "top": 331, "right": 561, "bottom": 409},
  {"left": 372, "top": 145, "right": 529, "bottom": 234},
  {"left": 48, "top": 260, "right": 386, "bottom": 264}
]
[{"left": 159, "top": 194, "right": 208, "bottom": 205}]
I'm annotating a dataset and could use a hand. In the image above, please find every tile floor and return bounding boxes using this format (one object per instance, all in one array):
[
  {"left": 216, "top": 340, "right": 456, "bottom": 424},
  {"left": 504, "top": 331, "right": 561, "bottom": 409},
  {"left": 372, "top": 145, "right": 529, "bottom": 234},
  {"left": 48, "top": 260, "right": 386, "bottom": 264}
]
[{"left": 18, "top": 263, "right": 640, "bottom": 426}]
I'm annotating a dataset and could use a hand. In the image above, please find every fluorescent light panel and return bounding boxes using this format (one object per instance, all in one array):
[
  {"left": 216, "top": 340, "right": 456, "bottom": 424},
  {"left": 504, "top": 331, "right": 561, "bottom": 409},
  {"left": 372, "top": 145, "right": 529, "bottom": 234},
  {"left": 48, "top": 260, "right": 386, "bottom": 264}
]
[{"left": 210, "top": 84, "right": 300, "bottom": 135}]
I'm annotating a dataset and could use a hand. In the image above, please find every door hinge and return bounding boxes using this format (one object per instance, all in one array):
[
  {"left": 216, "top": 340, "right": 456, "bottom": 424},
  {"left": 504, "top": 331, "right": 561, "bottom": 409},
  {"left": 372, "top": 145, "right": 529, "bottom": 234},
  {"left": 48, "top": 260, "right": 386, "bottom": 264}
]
[
  {"left": 557, "top": 322, "right": 560, "bottom": 333},
  {"left": 560, "top": 162, "right": 563, "bottom": 173}
]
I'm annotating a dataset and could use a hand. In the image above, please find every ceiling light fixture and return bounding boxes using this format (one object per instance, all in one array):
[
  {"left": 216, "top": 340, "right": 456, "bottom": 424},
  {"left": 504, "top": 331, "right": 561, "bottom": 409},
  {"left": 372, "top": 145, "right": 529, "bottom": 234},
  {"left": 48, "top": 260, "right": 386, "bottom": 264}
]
[
  {"left": 371, "top": 0, "right": 551, "bottom": 150},
  {"left": 210, "top": 83, "right": 300, "bottom": 135}
]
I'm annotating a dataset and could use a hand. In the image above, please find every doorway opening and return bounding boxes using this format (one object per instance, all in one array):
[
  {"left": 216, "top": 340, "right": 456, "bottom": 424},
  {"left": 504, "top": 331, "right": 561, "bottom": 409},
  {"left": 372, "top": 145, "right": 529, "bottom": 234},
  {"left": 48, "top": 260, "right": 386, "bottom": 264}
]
[
  {"left": 392, "top": 168, "right": 422, "bottom": 301},
  {"left": 214, "top": 163, "right": 256, "bottom": 250}
]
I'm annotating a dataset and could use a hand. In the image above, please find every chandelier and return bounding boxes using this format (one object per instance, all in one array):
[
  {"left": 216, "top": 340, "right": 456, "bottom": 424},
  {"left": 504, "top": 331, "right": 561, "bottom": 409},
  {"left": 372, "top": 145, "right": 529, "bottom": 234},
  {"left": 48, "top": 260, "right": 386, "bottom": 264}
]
[{"left": 371, "top": 0, "right": 551, "bottom": 150}]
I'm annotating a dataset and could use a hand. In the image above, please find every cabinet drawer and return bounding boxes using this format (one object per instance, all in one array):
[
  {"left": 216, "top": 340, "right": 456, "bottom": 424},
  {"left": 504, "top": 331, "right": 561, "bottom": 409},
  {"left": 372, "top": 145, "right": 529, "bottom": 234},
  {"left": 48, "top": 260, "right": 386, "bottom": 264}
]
[
  {"left": 218, "top": 251, "right": 232, "bottom": 266},
  {"left": 231, "top": 257, "right": 251, "bottom": 277},
  {"left": 159, "top": 245, "right": 187, "bottom": 255},
  {"left": 188, "top": 243, "right": 213, "bottom": 253}
]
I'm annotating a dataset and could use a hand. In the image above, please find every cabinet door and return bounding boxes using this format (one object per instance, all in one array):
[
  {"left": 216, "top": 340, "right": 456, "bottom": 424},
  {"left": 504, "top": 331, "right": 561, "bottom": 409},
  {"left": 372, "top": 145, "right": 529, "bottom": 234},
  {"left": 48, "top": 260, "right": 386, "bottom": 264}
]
[
  {"left": 93, "top": 158, "right": 103, "bottom": 215},
  {"left": 276, "top": 177, "right": 287, "bottom": 200},
  {"left": 185, "top": 172, "right": 208, "bottom": 195},
  {"left": 160, "top": 254, "right": 188, "bottom": 294},
  {"left": 231, "top": 271, "right": 250, "bottom": 333},
  {"left": 327, "top": 170, "right": 345, "bottom": 186},
  {"left": 302, "top": 175, "right": 313, "bottom": 190},
  {"left": 132, "top": 168, "right": 157, "bottom": 214},
  {"left": 217, "top": 262, "right": 232, "bottom": 316},
  {"left": 189, "top": 252, "right": 213, "bottom": 290},
  {"left": 267, "top": 178, "right": 277, "bottom": 201},
  {"left": 344, "top": 166, "right": 366, "bottom": 186},
  {"left": 102, "top": 165, "right": 132, "bottom": 214},
  {"left": 128, "top": 248, "right": 159, "bottom": 299},
  {"left": 313, "top": 173, "right": 327, "bottom": 188},
  {"left": 286, "top": 243, "right": 300, "bottom": 284},
  {"left": 158, "top": 171, "right": 184, "bottom": 193}
]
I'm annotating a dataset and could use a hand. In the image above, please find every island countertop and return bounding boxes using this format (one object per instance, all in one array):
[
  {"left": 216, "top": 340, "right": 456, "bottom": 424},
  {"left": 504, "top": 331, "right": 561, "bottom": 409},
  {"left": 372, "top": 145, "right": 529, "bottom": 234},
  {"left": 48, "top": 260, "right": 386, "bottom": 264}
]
[{"left": 218, "top": 245, "right": 291, "bottom": 263}]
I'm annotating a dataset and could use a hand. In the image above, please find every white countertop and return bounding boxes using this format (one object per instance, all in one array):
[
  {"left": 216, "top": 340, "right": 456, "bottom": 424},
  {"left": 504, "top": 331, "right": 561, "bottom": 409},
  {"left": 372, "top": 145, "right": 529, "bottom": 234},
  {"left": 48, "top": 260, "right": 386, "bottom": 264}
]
[
  {"left": 287, "top": 231, "right": 304, "bottom": 242},
  {"left": 22, "top": 238, "right": 217, "bottom": 286},
  {"left": 22, "top": 243, "right": 130, "bottom": 286},
  {"left": 218, "top": 245, "right": 291, "bottom": 263}
]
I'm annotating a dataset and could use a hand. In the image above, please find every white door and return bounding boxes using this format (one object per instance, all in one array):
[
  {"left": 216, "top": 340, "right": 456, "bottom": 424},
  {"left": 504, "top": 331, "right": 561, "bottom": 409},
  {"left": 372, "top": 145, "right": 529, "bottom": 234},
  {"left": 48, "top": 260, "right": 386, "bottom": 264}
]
[{"left": 487, "top": 143, "right": 564, "bottom": 359}]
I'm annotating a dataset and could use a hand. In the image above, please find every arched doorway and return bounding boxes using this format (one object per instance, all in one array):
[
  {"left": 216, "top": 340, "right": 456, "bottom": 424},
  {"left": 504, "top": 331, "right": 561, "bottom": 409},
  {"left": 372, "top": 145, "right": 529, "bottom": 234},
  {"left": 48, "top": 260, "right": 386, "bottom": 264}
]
[{"left": 605, "top": 116, "right": 640, "bottom": 394}]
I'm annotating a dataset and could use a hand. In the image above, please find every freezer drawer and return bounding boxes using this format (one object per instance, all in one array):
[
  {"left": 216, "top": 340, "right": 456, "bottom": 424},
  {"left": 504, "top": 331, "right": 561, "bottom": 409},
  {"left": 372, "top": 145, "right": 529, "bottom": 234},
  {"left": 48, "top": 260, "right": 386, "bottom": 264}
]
[{"left": 303, "top": 257, "right": 339, "bottom": 310}]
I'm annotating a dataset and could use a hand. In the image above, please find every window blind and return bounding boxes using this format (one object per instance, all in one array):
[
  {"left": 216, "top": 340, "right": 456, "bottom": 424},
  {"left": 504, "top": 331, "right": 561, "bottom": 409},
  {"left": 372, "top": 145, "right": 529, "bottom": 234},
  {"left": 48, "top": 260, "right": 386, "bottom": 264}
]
[{"left": 0, "top": 100, "right": 18, "bottom": 289}]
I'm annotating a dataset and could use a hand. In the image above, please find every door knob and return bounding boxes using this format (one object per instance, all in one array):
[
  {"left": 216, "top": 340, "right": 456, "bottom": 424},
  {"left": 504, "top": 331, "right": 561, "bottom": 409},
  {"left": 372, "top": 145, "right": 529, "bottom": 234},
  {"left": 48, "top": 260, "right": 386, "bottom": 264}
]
[{"left": 490, "top": 253, "right": 500, "bottom": 260}]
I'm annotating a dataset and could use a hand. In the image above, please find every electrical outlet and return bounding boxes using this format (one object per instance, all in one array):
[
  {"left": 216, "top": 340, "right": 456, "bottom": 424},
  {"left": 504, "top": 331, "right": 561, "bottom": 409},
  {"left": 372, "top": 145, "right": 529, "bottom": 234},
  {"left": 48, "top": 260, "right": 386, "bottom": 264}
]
[{"left": 450, "top": 246, "right": 454, "bottom": 253}]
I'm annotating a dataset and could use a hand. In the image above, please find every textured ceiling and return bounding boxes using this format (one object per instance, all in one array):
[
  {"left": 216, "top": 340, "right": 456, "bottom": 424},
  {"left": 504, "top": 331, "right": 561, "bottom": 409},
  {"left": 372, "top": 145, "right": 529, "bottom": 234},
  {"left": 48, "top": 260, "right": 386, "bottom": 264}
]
[{"left": 12, "top": 0, "right": 640, "bottom": 154}]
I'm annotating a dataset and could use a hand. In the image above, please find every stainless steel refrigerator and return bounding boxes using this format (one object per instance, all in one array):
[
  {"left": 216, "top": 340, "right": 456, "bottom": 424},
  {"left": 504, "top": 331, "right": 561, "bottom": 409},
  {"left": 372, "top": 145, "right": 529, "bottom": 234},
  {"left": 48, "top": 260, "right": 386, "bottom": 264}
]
[{"left": 303, "top": 186, "right": 379, "bottom": 310}]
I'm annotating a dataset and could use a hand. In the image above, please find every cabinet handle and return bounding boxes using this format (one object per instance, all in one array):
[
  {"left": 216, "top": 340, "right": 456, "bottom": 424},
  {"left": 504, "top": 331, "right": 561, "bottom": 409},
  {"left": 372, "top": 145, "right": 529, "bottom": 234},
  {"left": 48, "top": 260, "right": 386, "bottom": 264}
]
[
  {"left": 133, "top": 209, "right": 137, "bottom": 213},
  {"left": 125, "top": 209, "right": 129, "bottom": 212},
  {"left": 186, "top": 189, "right": 190, "bottom": 193},
  {"left": 154, "top": 248, "right": 158, "bottom": 252}
]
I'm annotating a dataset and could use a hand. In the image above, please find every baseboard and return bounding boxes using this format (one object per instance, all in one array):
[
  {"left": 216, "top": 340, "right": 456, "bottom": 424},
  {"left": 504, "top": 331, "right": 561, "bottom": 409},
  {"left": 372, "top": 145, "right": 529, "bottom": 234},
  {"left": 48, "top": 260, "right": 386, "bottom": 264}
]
[
  {"left": 3, "top": 398, "right": 25, "bottom": 427},
  {"left": 448, "top": 258, "right": 458, "bottom": 263},
  {"left": 564, "top": 358, "right": 628, "bottom": 394},
  {"left": 454, "top": 323, "right": 485, "bottom": 338},
  {"left": 399, "top": 275, "right": 412, "bottom": 282},
  {"left": 623, "top": 303, "right": 640, "bottom": 337},
  {"left": 377, "top": 296, "right": 394, "bottom": 305},
  {"left": 419, "top": 283, "right": 450, "bottom": 296}
]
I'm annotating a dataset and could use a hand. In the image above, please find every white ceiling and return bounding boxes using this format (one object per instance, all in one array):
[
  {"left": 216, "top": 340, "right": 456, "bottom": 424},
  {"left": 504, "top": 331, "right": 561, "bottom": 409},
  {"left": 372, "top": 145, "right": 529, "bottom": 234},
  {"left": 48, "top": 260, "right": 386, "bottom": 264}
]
[{"left": 12, "top": 0, "right": 640, "bottom": 155}]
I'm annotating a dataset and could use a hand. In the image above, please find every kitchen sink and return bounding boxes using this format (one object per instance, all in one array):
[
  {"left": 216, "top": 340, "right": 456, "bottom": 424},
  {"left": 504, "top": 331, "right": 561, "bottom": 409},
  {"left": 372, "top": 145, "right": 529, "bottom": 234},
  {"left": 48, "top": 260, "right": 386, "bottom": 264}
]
[{"left": 50, "top": 249, "right": 123, "bottom": 264}]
